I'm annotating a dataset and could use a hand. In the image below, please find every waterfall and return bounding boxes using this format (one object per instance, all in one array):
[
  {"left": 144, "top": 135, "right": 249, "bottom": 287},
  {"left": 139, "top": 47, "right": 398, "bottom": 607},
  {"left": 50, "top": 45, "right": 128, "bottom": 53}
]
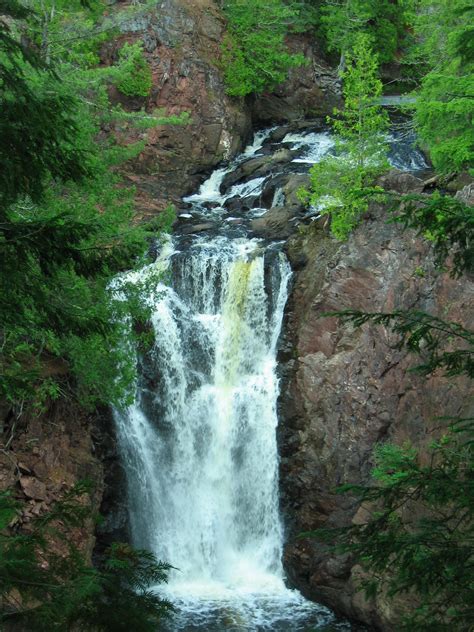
[
  {"left": 113, "top": 123, "right": 425, "bottom": 630},
  {"left": 113, "top": 239, "right": 341, "bottom": 629},
  {"left": 115, "top": 237, "right": 290, "bottom": 580}
]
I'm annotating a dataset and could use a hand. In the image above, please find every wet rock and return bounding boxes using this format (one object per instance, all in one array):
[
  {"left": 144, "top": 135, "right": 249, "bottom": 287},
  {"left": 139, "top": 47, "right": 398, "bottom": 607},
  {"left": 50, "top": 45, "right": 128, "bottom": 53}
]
[
  {"left": 224, "top": 196, "right": 245, "bottom": 213},
  {"left": 252, "top": 35, "right": 341, "bottom": 123},
  {"left": 101, "top": 0, "right": 252, "bottom": 216},
  {"left": 221, "top": 149, "right": 293, "bottom": 191},
  {"left": 445, "top": 171, "right": 474, "bottom": 194},
  {"left": 282, "top": 174, "right": 311, "bottom": 211},
  {"left": 181, "top": 222, "right": 216, "bottom": 235},
  {"left": 260, "top": 174, "right": 292, "bottom": 209},
  {"left": 268, "top": 126, "right": 293, "bottom": 143}
]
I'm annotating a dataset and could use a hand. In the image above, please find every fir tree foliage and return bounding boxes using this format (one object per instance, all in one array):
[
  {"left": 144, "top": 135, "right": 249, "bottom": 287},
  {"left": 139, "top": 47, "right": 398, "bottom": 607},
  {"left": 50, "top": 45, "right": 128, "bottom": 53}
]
[
  {"left": 115, "top": 41, "right": 153, "bottom": 98},
  {"left": 0, "top": 0, "right": 180, "bottom": 410},
  {"left": 0, "top": 486, "right": 173, "bottom": 631},
  {"left": 414, "top": 0, "right": 474, "bottom": 173},
  {"left": 319, "top": 0, "right": 415, "bottom": 65}
]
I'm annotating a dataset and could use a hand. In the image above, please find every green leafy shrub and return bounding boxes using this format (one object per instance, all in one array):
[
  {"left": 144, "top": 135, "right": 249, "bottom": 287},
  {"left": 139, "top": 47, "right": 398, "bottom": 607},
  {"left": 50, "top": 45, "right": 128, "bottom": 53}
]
[{"left": 115, "top": 42, "right": 152, "bottom": 98}]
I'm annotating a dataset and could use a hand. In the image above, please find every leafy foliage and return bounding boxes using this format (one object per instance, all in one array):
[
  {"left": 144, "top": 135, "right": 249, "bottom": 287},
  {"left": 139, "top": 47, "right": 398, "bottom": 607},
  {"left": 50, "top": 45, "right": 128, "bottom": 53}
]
[
  {"left": 319, "top": 0, "right": 415, "bottom": 65},
  {"left": 300, "top": 33, "right": 389, "bottom": 239},
  {"left": 221, "top": 0, "right": 306, "bottom": 97},
  {"left": 0, "top": 486, "right": 173, "bottom": 631},
  {"left": 391, "top": 192, "right": 474, "bottom": 278},
  {"left": 0, "top": 1, "right": 89, "bottom": 210}
]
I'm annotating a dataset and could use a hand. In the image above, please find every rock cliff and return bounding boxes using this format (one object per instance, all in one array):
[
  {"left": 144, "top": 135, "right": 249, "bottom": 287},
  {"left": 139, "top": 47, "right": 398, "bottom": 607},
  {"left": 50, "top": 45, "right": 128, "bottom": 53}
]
[
  {"left": 278, "top": 178, "right": 474, "bottom": 629},
  {"left": 0, "top": 400, "right": 103, "bottom": 561}
]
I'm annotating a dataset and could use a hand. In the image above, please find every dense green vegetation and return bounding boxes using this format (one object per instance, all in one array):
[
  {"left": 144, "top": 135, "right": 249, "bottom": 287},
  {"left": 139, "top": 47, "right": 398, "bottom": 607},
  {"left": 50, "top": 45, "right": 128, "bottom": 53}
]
[
  {"left": 116, "top": 41, "right": 153, "bottom": 98},
  {"left": 317, "top": 0, "right": 415, "bottom": 66},
  {"left": 0, "top": 0, "right": 180, "bottom": 411},
  {"left": 221, "top": 0, "right": 306, "bottom": 97},
  {"left": 414, "top": 0, "right": 474, "bottom": 172}
]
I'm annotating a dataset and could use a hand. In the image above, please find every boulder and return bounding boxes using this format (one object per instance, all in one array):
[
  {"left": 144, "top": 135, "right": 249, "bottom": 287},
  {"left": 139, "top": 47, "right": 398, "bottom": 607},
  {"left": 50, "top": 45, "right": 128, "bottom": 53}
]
[
  {"left": 181, "top": 222, "right": 216, "bottom": 235},
  {"left": 221, "top": 149, "right": 293, "bottom": 192},
  {"left": 455, "top": 183, "right": 474, "bottom": 207},
  {"left": 282, "top": 174, "right": 311, "bottom": 211},
  {"left": 20, "top": 476, "right": 47, "bottom": 500},
  {"left": 251, "top": 206, "right": 298, "bottom": 240},
  {"left": 378, "top": 169, "right": 424, "bottom": 194}
]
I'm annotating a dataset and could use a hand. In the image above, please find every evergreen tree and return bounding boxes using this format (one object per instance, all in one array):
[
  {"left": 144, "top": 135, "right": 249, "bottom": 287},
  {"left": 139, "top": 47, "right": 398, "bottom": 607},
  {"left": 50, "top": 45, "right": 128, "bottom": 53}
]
[
  {"left": 301, "top": 33, "right": 389, "bottom": 239},
  {"left": 0, "top": 486, "right": 173, "bottom": 630},
  {"left": 318, "top": 0, "right": 415, "bottom": 67},
  {"left": 0, "top": 0, "right": 179, "bottom": 410}
]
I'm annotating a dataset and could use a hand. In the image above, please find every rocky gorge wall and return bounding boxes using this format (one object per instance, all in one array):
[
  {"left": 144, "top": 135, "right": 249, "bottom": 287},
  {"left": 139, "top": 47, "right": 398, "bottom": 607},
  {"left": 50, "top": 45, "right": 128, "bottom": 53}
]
[{"left": 278, "top": 174, "right": 474, "bottom": 630}]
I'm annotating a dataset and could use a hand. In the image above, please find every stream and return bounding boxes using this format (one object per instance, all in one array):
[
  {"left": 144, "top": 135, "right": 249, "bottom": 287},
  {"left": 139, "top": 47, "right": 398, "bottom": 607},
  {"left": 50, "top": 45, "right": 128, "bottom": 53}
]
[{"left": 113, "top": 122, "right": 427, "bottom": 631}]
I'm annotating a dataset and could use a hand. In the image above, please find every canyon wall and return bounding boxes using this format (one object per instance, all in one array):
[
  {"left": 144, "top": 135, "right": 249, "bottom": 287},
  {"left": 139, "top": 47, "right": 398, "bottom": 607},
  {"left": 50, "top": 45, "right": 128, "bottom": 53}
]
[
  {"left": 104, "top": 0, "right": 339, "bottom": 217},
  {"left": 278, "top": 176, "right": 474, "bottom": 629}
]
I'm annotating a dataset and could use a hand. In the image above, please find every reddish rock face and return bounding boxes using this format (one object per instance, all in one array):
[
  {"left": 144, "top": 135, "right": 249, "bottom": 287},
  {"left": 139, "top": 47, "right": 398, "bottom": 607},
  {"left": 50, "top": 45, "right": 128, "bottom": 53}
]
[
  {"left": 0, "top": 400, "right": 103, "bottom": 561},
  {"left": 100, "top": 0, "right": 252, "bottom": 218},
  {"left": 279, "top": 198, "right": 474, "bottom": 629},
  {"left": 251, "top": 33, "right": 341, "bottom": 124}
]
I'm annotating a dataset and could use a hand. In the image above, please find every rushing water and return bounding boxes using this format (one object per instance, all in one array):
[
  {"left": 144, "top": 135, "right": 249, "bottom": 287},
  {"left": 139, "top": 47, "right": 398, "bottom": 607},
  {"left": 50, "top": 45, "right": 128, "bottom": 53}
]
[{"left": 113, "top": 122, "right": 427, "bottom": 630}]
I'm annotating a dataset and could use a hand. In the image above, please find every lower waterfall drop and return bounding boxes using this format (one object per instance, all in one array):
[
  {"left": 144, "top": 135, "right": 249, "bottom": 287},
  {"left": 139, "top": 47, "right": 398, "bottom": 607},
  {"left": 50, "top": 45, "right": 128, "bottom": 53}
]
[{"left": 114, "top": 238, "right": 344, "bottom": 630}]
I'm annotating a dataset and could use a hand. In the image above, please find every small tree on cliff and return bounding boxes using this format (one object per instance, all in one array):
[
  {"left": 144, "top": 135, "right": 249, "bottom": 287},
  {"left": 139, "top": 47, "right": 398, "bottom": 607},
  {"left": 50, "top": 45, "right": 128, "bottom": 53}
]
[{"left": 300, "top": 32, "right": 389, "bottom": 240}]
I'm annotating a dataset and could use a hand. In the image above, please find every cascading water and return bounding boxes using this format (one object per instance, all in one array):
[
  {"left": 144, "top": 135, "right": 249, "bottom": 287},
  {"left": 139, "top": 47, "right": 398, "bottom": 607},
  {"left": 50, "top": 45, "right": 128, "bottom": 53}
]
[{"left": 113, "top": 122, "right": 427, "bottom": 630}]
